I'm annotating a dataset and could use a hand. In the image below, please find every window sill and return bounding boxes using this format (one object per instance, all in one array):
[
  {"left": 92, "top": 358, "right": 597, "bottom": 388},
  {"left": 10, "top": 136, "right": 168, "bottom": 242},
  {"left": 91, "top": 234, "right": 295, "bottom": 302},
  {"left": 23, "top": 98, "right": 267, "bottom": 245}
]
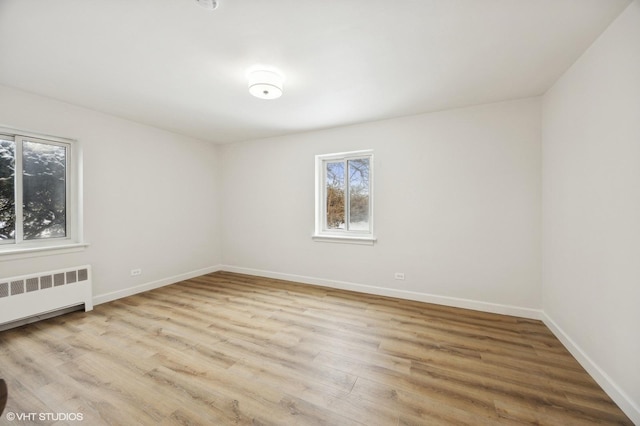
[
  {"left": 0, "top": 242, "right": 89, "bottom": 262},
  {"left": 312, "top": 234, "right": 377, "bottom": 245}
]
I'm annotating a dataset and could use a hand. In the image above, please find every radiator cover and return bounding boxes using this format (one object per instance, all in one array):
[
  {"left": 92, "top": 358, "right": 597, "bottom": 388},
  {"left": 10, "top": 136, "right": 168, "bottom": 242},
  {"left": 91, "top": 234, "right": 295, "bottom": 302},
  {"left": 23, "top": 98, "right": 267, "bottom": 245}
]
[{"left": 0, "top": 265, "right": 93, "bottom": 326}]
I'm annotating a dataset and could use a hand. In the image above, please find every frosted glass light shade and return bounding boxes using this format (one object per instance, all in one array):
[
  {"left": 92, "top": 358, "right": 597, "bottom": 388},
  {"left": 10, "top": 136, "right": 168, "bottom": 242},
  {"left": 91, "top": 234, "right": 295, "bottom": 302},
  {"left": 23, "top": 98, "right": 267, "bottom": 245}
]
[{"left": 248, "top": 69, "right": 283, "bottom": 99}]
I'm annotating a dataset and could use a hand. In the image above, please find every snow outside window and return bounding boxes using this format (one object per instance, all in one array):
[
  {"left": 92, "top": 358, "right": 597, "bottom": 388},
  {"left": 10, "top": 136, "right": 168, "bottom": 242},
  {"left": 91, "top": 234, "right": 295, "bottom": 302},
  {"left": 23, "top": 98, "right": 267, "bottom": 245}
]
[{"left": 1, "top": 128, "right": 85, "bottom": 258}]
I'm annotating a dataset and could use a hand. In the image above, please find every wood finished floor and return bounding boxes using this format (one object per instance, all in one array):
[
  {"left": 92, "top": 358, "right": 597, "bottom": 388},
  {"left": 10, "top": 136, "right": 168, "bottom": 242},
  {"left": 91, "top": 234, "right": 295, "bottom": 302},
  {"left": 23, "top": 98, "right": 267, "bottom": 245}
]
[{"left": 0, "top": 271, "right": 632, "bottom": 425}]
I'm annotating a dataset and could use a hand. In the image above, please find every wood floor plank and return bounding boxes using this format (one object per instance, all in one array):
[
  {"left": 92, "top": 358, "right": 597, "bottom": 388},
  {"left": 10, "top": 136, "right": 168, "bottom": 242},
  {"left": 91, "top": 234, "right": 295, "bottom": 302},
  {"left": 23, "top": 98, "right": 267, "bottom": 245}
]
[
  {"left": 0, "top": 271, "right": 632, "bottom": 425},
  {"left": 351, "top": 375, "right": 500, "bottom": 425}
]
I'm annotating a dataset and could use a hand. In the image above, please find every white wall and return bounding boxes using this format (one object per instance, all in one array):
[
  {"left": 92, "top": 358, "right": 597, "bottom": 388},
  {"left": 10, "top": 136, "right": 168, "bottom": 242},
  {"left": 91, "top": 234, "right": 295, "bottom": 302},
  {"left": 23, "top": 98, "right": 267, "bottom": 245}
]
[
  {"left": 0, "top": 84, "right": 222, "bottom": 301},
  {"left": 542, "top": 1, "right": 640, "bottom": 422},
  {"left": 221, "top": 98, "right": 542, "bottom": 316}
]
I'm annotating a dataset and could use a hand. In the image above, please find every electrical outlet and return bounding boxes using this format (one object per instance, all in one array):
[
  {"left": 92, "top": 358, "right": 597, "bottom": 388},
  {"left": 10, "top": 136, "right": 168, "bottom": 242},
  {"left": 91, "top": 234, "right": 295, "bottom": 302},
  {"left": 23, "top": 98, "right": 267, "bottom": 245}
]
[
  {"left": 394, "top": 272, "right": 405, "bottom": 280},
  {"left": 130, "top": 268, "right": 142, "bottom": 277}
]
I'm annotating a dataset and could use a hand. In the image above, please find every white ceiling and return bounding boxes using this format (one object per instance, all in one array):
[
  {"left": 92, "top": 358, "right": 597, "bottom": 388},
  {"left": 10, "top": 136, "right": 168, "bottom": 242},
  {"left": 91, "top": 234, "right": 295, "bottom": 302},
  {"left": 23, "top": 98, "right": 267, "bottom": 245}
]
[{"left": 0, "top": 0, "right": 631, "bottom": 144}]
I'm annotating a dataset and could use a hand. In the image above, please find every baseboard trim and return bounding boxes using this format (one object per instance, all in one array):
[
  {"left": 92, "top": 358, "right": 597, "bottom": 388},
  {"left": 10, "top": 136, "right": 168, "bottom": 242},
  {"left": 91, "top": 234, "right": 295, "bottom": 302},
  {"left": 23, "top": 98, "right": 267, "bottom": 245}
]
[
  {"left": 542, "top": 313, "right": 640, "bottom": 425},
  {"left": 92, "top": 265, "right": 223, "bottom": 306},
  {"left": 220, "top": 265, "right": 543, "bottom": 320}
]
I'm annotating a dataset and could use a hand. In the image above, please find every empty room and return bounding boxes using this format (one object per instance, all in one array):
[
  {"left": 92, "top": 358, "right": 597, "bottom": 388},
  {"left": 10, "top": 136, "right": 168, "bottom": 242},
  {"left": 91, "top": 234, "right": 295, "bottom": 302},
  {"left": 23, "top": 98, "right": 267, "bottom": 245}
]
[{"left": 0, "top": 0, "right": 639, "bottom": 424}]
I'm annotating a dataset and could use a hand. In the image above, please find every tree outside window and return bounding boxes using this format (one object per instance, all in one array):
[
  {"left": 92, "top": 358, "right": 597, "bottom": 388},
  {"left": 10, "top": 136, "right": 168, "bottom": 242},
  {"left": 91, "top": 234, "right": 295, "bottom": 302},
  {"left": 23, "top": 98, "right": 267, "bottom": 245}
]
[
  {"left": 315, "top": 150, "right": 374, "bottom": 243},
  {"left": 0, "top": 135, "right": 69, "bottom": 244}
]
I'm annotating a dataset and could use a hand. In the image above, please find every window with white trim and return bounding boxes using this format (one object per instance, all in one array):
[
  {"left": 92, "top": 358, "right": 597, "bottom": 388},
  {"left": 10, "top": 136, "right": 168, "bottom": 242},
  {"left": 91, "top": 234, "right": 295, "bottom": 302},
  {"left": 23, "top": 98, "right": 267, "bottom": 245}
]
[
  {"left": 314, "top": 150, "right": 375, "bottom": 244},
  {"left": 1, "top": 128, "right": 82, "bottom": 256}
]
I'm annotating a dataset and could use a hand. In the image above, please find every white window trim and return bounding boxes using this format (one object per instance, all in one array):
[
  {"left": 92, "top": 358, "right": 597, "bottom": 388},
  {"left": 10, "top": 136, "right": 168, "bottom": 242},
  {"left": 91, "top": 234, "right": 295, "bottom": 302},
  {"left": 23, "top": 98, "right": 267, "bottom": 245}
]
[
  {"left": 0, "top": 242, "right": 89, "bottom": 262},
  {"left": 0, "top": 125, "right": 86, "bottom": 259},
  {"left": 313, "top": 149, "right": 376, "bottom": 245}
]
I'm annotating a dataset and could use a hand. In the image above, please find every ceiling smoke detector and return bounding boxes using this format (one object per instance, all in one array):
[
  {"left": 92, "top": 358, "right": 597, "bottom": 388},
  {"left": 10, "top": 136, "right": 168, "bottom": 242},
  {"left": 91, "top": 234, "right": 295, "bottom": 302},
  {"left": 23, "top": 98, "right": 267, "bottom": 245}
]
[{"left": 195, "top": 0, "right": 218, "bottom": 10}]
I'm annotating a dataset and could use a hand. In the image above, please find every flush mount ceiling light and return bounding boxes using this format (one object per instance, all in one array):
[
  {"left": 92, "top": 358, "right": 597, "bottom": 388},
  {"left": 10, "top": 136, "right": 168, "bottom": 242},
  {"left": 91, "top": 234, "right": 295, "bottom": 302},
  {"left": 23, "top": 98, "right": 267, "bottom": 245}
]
[
  {"left": 195, "top": 0, "right": 218, "bottom": 10},
  {"left": 247, "top": 69, "right": 284, "bottom": 100}
]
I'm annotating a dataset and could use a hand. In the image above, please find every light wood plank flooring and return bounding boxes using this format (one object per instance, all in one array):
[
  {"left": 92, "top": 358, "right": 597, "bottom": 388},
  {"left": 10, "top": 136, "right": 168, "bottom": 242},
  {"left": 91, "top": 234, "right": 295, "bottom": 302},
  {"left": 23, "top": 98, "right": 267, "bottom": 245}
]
[{"left": 0, "top": 271, "right": 632, "bottom": 425}]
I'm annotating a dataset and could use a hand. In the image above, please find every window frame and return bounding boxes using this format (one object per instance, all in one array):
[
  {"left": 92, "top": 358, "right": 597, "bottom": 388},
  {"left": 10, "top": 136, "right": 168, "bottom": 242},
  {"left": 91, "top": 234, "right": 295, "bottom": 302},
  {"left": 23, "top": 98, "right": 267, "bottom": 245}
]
[
  {"left": 313, "top": 150, "right": 376, "bottom": 245},
  {"left": 0, "top": 126, "right": 86, "bottom": 259}
]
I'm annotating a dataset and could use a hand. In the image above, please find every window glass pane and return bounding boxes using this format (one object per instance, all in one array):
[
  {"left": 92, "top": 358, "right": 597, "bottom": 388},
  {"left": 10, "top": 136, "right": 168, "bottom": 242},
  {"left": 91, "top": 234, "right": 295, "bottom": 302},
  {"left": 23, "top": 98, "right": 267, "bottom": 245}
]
[
  {"left": 348, "top": 158, "right": 370, "bottom": 231},
  {"left": 22, "top": 140, "right": 67, "bottom": 240},
  {"left": 0, "top": 138, "right": 16, "bottom": 241},
  {"left": 326, "top": 161, "right": 345, "bottom": 229}
]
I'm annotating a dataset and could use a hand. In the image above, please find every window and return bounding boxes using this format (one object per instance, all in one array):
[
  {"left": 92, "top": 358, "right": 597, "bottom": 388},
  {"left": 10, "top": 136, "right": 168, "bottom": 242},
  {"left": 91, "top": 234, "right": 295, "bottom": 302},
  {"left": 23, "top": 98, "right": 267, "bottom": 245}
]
[
  {"left": 0, "top": 128, "right": 84, "bottom": 257},
  {"left": 314, "top": 150, "right": 375, "bottom": 244}
]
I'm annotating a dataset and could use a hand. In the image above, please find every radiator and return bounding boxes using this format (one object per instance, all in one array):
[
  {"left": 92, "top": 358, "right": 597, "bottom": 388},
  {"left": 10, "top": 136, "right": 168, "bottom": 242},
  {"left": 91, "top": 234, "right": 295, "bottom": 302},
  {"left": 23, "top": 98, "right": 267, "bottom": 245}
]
[{"left": 0, "top": 265, "right": 93, "bottom": 326}]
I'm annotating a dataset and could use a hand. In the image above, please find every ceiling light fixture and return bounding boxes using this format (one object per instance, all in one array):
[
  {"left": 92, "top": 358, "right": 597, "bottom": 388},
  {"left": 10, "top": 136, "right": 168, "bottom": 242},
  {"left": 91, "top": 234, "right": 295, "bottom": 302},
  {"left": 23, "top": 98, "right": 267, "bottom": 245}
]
[
  {"left": 247, "top": 69, "right": 284, "bottom": 100},
  {"left": 195, "top": 0, "right": 218, "bottom": 10}
]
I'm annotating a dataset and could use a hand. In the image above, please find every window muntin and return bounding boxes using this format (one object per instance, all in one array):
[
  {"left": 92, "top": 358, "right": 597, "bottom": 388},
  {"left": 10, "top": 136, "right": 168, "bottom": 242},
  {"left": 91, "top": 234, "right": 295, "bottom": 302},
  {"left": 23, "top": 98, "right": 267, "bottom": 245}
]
[
  {"left": 0, "top": 133, "right": 73, "bottom": 247},
  {"left": 315, "top": 150, "right": 374, "bottom": 241}
]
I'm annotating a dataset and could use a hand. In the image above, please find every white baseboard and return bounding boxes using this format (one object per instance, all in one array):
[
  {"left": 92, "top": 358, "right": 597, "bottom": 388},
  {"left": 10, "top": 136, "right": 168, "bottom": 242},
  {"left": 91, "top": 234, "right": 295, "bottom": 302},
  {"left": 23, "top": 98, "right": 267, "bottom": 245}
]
[
  {"left": 541, "top": 313, "right": 640, "bottom": 425},
  {"left": 220, "top": 265, "right": 543, "bottom": 320},
  {"left": 92, "top": 265, "right": 223, "bottom": 306}
]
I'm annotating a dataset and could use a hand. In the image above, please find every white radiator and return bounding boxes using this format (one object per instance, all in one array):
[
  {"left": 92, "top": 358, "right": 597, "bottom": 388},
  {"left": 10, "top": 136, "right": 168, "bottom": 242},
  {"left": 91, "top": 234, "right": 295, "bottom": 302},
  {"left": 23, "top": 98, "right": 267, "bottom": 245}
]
[{"left": 0, "top": 265, "right": 93, "bottom": 326}]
